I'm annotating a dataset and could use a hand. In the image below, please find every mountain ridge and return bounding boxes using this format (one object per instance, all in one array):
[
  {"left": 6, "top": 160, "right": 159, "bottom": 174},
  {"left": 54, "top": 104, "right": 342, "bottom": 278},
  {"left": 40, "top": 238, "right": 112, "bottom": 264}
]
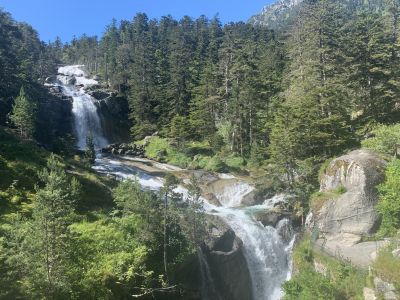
[{"left": 249, "top": 0, "right": 303, "bottom": 28}]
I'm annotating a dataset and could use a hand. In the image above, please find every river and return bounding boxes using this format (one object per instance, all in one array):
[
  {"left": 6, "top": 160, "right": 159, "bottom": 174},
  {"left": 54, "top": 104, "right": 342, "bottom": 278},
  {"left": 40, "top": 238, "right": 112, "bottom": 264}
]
[{"left": 54, "top": 65, "right": 294, "bottom": 300}]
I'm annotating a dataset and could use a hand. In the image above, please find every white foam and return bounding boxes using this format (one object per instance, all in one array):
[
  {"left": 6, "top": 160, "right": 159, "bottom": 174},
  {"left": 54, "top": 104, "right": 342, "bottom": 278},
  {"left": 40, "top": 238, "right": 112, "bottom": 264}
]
[
  {"left": 58, "top": 65, "right": 86, "bottom": 77},
  {"left": 214, "top": 181, "right": 255, "bottom": 207}
]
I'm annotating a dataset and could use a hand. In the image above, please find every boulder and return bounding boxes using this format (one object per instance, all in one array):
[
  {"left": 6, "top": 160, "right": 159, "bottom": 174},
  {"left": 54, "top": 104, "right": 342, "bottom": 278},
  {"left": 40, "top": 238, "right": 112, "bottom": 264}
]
[
  {"left": 201, "top": 215, "right": 253, "bottom": 300},
  {"left": 314, "top": 150, "right": 387, "bottom": 239},
  {"left": 254, "top": 209, "right": 291, "bottom": 228},
  {"left": 374, "top": 277, "right": 398, "bottom": 300}
]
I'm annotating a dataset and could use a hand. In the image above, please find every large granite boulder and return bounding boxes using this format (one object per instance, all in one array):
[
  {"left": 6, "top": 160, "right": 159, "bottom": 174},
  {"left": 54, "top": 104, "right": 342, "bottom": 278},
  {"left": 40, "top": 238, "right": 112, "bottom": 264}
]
[
  {"left": 201, "top": 216, "right": 253, "bottom": 300},
  {"left": 313, "top": 150, "right": 387, "bottom": 241}
]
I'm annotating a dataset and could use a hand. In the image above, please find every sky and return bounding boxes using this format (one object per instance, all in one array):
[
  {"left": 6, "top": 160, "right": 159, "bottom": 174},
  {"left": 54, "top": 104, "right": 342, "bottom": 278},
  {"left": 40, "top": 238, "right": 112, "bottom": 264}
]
[{"left": 0, "top": 0, "right": 273, "bottom": 43}]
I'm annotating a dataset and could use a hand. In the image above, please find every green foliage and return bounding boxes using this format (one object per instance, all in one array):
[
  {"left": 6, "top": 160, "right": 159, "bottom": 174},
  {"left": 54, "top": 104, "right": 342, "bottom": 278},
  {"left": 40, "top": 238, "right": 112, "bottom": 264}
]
[
  {"left": 373, "top": 240, "right": 400, "bottom": 288},
  {"left": 284, "top": 235, "right": 367, "bottom": 300},
  {"left": 205, "top": 156, "right": 227, "bottom": 172},
  {"left": 145, "top": 137, "right": 191, "bottom": 167},
  {"left": 362, "top": 124, "right": 400, "bottom": 157},
  {"left": 69, "top": 218, "right": 153, "bottom": 299},
  {"left": 224, "top": 155, "right": 245, "bottom": 171},
  {"left": 0, "top": 9, "right": 60, "bottom": 126},
  {"left": 169, "top": 115, "right": 191, "bottom": 146},
  {"left": 376, "top": 159, "right": 400, "bottom": 237},
  {"left": 84, "top": 134, "right": 96, "bottom": 164},
  {"left": 310, "top": 185, "right": 347, "bottom": 213},
  {"left": 3, "top": 154, "right": 81, "bottom": 299},
  {"left": 10, "top": 87, "right": 36, "bottom": 139}
]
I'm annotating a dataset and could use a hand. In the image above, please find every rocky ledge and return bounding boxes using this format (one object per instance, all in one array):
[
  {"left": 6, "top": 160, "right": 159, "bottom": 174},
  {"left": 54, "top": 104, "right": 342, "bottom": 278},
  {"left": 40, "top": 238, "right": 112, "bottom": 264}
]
[{"left": 101, "top": 143, "right": 145, "bottom": 157}]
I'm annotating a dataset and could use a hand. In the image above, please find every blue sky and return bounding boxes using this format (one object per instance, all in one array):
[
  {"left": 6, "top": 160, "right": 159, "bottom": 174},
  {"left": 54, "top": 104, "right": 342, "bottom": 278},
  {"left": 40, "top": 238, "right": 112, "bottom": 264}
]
[{"left": 0, "top": 0, "right": 273, "bottom": 42}]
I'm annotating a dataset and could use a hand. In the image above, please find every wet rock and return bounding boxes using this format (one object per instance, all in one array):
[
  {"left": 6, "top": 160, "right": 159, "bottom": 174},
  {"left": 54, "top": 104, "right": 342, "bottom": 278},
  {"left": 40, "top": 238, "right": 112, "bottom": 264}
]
[
  {"left": 102, "top": 143, "right": 145, "bottom": 157},
  {"left": 66, "top": 76, "right": 76, "bottom": 85},
  {"left": 255, "top": 209, "right": 291, "bottom": 228},
  {"left": 45, "top": 76, "right": 57, "bottom": 84},
  {"left": 201, "top": 215, "right": 253, "bottom": 300},
  {"left": 85, "top": 85, "right": 130, "bottom": 143},
  {"left": 203, "top": 193, "right": 222, "bottom": 207},
  {"left": 276, "top": 218, "right": 294, "bottom": 242}
]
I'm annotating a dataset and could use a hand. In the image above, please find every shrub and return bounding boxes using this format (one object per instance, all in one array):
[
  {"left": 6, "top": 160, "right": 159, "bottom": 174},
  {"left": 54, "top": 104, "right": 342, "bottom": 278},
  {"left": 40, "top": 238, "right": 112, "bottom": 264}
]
[
  {"left": 361, "top": 124, "right": 400, "bottom": 157},
  {"left": 205, "top": 156, "right": 227, "bottom": 172},
  {"left": 284, "top": 235, "right": 367, "bottom": 300},
  {"left": 376, "top": 159, "right": 400, "bottom": 237}
]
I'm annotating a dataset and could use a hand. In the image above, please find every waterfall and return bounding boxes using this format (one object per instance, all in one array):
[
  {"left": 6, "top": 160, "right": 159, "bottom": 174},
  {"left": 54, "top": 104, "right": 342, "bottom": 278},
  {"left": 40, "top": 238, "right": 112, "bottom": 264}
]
[
  {"left": 211, "top": 191, "right": 293, "bottom": 300},
  {"left": 94, "top": 157, "right": 295, "bottom": 300},
  {"left": 57, "top": 65, "right": 108, "bottom": 150},
  {"left": 56, "top": 65, "right": 294, "bottom": 300},
  {"left": 197, "top": 248, "right": 221, "bottom": 300}
]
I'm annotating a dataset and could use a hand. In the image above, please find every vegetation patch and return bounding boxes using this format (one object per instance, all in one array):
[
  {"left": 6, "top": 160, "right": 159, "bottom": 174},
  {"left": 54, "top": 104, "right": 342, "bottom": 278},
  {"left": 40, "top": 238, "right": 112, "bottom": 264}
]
[
  {"left": 284, "top": 235, "right": 367, "bottom": 300},
  {"left": 310, "top": 186, "right": 346, "bottom": 213},
  {"left": 373, "top": 239, "right": 400, "bottom": 290},
  {"left": 144, "top": 137, "right": 245, "bottom": 172}
]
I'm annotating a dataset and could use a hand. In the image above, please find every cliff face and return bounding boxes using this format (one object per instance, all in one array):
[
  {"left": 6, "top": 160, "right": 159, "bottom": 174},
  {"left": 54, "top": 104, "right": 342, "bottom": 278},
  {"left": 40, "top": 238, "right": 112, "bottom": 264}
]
[
  {"left": 37, "top": 84, "right": 73, "bottom": 146},
  {"left": 201, "top": 215, "right": 253, "bottom": 300},
  {"left": 312, "top": 150, "right": 387, "bottom": 240},
  {"left": 84, "top": 86, "right": 131, "bottom": 144}
]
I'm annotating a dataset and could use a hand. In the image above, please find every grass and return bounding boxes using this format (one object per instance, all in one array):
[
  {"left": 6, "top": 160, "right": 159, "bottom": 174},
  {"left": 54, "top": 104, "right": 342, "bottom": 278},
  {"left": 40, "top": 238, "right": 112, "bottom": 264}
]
[
  {"left": 284, "top": 234, "right": 367, "bottom": 300},
  {"left": 373, "top": 238, "right": 400, "bottom": 291},
  {"left": 0, "top": 127, "right": 115, "bottom": 222},
  {"left": 310, "top": 185, "right": 347, "bottom": 213},
  {"left": 144, "top": 137, "right": 192, "bottom": 168}
]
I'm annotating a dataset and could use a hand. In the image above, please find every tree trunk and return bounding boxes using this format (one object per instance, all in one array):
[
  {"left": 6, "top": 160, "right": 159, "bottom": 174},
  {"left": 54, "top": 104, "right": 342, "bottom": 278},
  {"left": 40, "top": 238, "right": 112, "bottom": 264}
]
[{"left": 163, "top": 191, "right": 169, "bottom": 283}]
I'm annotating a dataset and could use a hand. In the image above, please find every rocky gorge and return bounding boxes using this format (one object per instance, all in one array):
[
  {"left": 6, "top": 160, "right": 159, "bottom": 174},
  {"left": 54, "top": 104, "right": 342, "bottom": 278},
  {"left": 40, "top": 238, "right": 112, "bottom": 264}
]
[{"left": 50, "top": 65, "right": 296, "bottom": 300}]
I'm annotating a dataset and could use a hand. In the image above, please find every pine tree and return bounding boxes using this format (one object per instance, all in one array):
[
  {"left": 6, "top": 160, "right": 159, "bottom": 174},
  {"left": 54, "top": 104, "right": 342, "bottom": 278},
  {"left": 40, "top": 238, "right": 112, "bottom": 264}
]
[
  {"left": 84, "top": 133, "right": 96, "bottom": 164},
  {"left": 6, "top": 154, "right": 81, "bottom": 298},
  {"left": 10, "top": 87, "right": 35, "bottom": 139}
]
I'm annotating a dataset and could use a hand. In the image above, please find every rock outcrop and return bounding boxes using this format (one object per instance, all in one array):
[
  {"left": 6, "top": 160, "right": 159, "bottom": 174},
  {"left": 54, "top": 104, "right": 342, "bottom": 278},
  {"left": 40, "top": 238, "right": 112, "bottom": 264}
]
[
  {"left": 102, "top": 143, "right": 145, "bottom": 157},
  {"left": 201, "top": 216, "right": 253, "bottom": 300},
  {"left": 84, "top": 85, "right": 131, "bottom": 143},
  {"left": 312, "top": 150, "right": 387, "bottom": 242},
  {"left": 255, "top": 209, "right": 292, "bottom": 228},
  {"left": 38, "top": 86, "right": 73, "bottom": 146}
]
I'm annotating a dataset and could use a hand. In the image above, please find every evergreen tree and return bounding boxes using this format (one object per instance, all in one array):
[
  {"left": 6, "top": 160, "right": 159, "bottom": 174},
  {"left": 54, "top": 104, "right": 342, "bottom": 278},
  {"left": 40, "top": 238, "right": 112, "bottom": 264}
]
[
  {"left": 10, "top": 87, "right": 35, "bottom": 139},
  {"left": 84, "top": 133, "right": 96, "bottom": 164},
  {"left": 6, "top": 154, "right": 81, "bottom": 298}
]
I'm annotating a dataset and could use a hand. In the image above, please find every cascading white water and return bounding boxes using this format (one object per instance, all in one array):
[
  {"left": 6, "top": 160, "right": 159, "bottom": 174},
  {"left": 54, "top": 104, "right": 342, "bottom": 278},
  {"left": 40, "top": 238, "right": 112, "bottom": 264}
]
[
  {"left": 56, "top": 65, "right": 294, "bottom": 300},
  {"left": 213, "top": 204, "right": 292, "bottom": 300},
  {"left": 94, "top": 156, "right": 295, "bottom": 300},
  {"left": 57, "top": 65, "right": 108, "bottom": 150}
]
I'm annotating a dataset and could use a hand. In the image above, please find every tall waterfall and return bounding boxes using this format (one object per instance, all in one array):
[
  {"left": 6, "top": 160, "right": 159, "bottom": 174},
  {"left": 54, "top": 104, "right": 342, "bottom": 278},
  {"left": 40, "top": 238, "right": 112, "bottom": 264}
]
[
  {"left": 57, "top": 65, "right": 108, "bottom": 150},
  {"left": 57, "top": 65, "right": 293, "bottom": 300}
]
